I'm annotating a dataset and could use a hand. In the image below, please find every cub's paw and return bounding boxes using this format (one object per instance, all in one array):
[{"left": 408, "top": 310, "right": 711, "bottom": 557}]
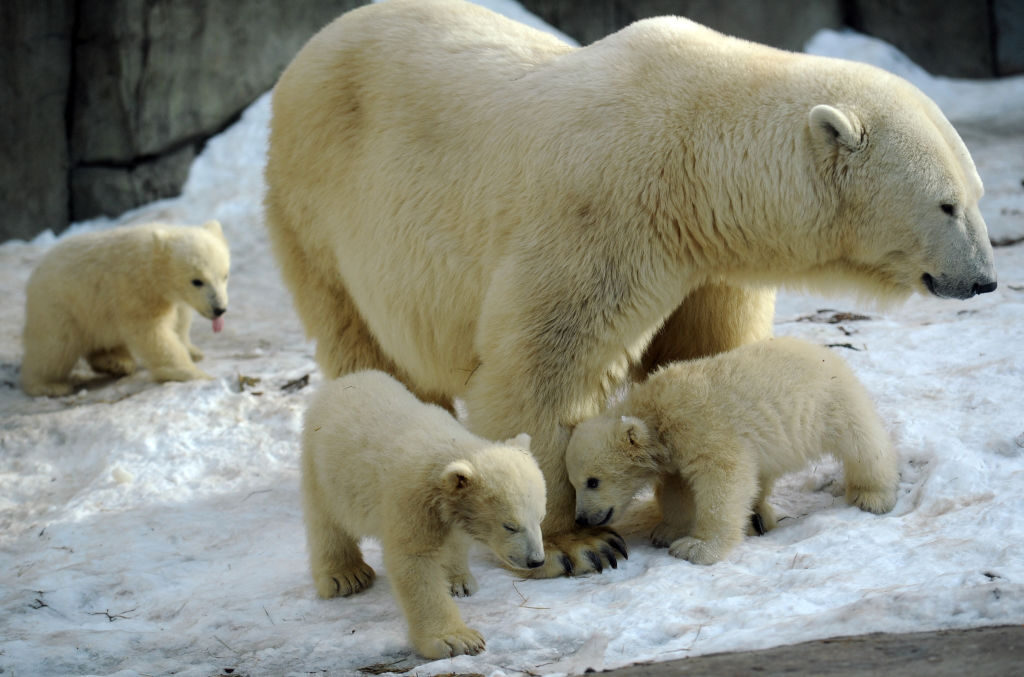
[
  {"left": 848, "top": 485, "right": 897, "bottom": 514},
  {"left": 313, "top": 561, "right": 375, "bottom": 599},
  {"left": 23, "top": 380, "right": 74, "bottom": 398},
  {"left": 448, "top": 571, "right": 479, "bottom": 597},
  {"left": 187, "top": 345, "right": 204, "bottom": 362},
  {"left": 523, "top": 527, "right": 628, "bottom": 579},
  {"left": 650, "top": 521, "right": 686, "bottom": 548},
  {"left": 87, "top": 349, "right": 137, "bottom": 377},
  {"left": 668, "top": 537, "right": 725, "bottom": 565},
  {"left": 415, "top": 625, "right": 485, "bottom": 659},
  {"left": 151, "top": 365, "right": 213, "bottom": 382}
]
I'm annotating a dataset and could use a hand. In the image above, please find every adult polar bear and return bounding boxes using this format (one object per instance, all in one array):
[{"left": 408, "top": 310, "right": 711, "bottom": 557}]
[{"left": 265, "top": 0, "right": 996, "bottom": 577}]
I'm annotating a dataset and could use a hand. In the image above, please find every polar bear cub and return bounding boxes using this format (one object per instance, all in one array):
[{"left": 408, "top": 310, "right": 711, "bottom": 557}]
[
  {"left": 20, "top": 220, "right": 230, "bottom": 396},
  {"left": 566, "top": 337, "right": 899, "bottom": 565},
  {"left": 302, "top": 370, "right": 546, "bottom": 659}
]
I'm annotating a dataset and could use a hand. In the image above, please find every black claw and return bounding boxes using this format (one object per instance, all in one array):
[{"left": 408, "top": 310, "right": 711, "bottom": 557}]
[
  {"left": 560, "top": 554, "right": 575, "bottom": 576},
  {"left": 585, "top": 550, "right": 603, "bottom": 573},
  {"left": 608, "top": 534, "right": 629, "bottom": 560},
  {"left": 601, "top": 545, "right": 618, "bottom": 569},
  {"left": 751, "top": 512, "right": 767, "bottom": 536}
]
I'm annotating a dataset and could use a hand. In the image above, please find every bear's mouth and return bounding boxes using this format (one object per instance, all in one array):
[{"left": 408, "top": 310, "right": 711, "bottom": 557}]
[{"left": 595, "top": 507, "right": 614, "bottom": 526}]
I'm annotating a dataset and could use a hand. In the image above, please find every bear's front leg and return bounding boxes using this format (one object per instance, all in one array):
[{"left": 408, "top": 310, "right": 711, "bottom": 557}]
[
  {"left": 383, "top": 547, "right": 485, "bottom": 659},
  {"left": 128, "top": 325, "right": 211, "bottom": 383},
  {"left": 173, "top": 305, "right": 204, "bottom": 362},
  {"left": 651, "top": 473, "right": 696, "bottom": 547},
  {"left": 669, "top": 448, "right": 758, "bottom": 565},
  {"left": 441, "top": 533, "right": 478, "bottom": 598}
]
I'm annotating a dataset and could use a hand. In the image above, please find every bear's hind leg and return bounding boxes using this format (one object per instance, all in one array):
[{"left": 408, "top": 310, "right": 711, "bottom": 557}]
[
  {"left": 835, "top": 411, "right": 899, "bottom": 515},
  {"left": 641, "top": 283, "right": 775, "bottom": 372},
  {"left": 87, "top": 346, "right": 137, "bottom": 377},
  {"left": 20, "top": 319, "right": 82, "bottom": 397}
]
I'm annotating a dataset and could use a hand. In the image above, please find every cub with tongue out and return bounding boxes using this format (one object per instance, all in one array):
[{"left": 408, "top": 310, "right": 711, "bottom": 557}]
[{"left": 20, "top": 220, "right": 231, "bottom": 397}]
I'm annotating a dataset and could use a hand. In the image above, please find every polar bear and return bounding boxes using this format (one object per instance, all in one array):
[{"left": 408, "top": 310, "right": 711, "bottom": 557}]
[
  {"left": 20, "top": 220, "right": 230, "bottom": 397},
  {"left": 302, "top": 370, "right": 546, "bottom": 659},
  {"left": 265, "top": 0, "right": 995, "bottom": 577},
  {"left": 566, "top": 337, "right": 900, "bottom": 565}
]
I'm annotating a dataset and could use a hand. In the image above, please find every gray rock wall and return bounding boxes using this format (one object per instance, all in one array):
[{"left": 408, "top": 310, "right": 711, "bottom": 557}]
[{"left": 1, "top": 0, "right": 365, "bottom": 243}]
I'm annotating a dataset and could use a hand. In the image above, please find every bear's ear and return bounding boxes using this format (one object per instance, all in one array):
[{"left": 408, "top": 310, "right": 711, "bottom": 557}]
[
  {"left": 150, "top": 229, "right": 169, "bottom": 253},
  {"left": 506, "top": 432, "right": 531, "bottom": 450},
  {"left": 809, "top": 105, "right": 865, "bottom": 152},
  {"left": 441, "top": 460, "right": 474, "bottom": 493},
  {"left": 202, "top": 220, "right": 225, "bottom": 239},
  {"left": 617, "top": 416, "right": 651, "bottom": 449}
]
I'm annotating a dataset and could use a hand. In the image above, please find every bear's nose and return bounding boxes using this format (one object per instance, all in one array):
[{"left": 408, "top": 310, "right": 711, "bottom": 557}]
[
  {"left": 526, "top": 556, "right": 545, "bottom": 569},
  {"left": 973, "top": 280, "right": 997, "bottom": 295},
  {"left": 575, "top": 514, "right": 590, "bottom": 527},
  {"left": 213, "top": 307, "right": 227, "bottom": 317}
]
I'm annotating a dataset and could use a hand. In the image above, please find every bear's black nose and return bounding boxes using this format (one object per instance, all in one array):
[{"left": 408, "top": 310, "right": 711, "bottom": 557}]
[
  {"left": 973, "top": 280, "right": 997, "bottom": 295},
  {"left": 526, "top": 557, "right": 545, "bottom": 569},
  {"left": 213, "top": 307, "right": 227, "bottom": 317},
  {"left": 575, "top": 514, "right": 590, "bottom": 527}
]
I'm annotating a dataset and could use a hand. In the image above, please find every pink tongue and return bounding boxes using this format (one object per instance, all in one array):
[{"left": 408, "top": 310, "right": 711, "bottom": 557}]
[{"left": 212, "top": 316, "right": 224, "bottom": 333}]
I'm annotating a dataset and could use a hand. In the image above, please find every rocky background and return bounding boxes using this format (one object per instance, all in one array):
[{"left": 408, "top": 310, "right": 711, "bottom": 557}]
[{"left": 2, "top": 0, "right": 1021, "bottom": 243}]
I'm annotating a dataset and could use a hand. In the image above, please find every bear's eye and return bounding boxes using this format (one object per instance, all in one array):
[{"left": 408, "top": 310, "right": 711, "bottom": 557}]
[
  {"left": 191, "top": 279, "right": 204, "bottom": 287},
  {"left": 940, "top": 203, "right": 956, "bottom": 216},
  {"left": 503, "top": 523, "right": 519, "bottom": 533},
  {"left": 586, "top": 477, "right": 600, "bottom": 489}
]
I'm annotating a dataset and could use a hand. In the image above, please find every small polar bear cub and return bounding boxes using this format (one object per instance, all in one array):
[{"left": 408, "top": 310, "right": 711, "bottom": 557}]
[
  {"left": 566, "top": 337, "right": 899, "bottom": 565},
  {"left": 301, "top": 370, "right": 546, "bottom": 659},
  {"left": 20, "top": 220, "right": 230, "bottom": 396}
]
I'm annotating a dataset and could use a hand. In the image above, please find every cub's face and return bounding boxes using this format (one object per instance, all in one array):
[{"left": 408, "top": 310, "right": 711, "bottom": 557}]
[
  {"left": 174, "top": 221, "right": 231, "bottom": 322},
  {"left": 442, "top": 443, "right": 547, "bottom": 570},
  {"left": 566, "top": 416, "right": 657, "bottom": 528}
]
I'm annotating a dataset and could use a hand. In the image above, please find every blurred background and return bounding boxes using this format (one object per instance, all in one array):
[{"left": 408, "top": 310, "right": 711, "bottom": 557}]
[{"left": 2, "top": 0, "right": 1022, "bottom": 244}]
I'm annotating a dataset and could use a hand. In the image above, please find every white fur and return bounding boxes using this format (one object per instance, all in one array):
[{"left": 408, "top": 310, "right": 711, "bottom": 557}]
[
  {"left": 301, "top": 370, "right": 545, "bottom": 659},
  {"left": 566, "top": 338, "right": 900, "bottom": 565},
  {"left": 266, "top": 0, "right": 989, "bottom": 577},
  {"left": 21, "top": 220, "right": 230, "bottom": 396}
]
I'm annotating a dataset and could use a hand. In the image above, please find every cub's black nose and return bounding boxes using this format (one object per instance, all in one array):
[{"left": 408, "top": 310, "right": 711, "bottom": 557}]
[
  {"left": 973, "top": 280, "right": 997, "bottom": 295},
  {"left": 526, "top": 557, "right": 545, "bottom": 569},
  {"left": 575, "top": 514, "right": 590, "bottom": 527},
  {"left": 213, "top": 307, "right": 227, "bottom": 317}
]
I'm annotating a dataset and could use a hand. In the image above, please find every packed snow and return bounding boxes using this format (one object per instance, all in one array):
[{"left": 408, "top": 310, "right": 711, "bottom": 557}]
[{"left": 2, "top": 3, "right": 1023, "bottom": 676}]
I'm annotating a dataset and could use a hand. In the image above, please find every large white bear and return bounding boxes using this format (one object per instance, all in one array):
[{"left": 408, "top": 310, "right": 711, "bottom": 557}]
[{"left": 265, "top": 0, "right": 996, "bottom": 577}]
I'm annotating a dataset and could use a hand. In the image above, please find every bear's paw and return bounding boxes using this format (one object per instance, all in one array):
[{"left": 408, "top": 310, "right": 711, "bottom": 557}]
[
  {"left": 650, "top": 521, "right": 687, "bottom": 548},
  {"left": 668, "top": 536, "right": 724, "bottom": 565},
  {"left": 847, "top": 485, "right": 897, "bottom": 514},
  {"left": 415, "top": 625, "right": 485, "bottom": 659},
  {"left": 523, "top": 527, "right": 627, "bottom": 579},
  {"left": 314, "top": 561, "right": 375, "bottom": 599},
  {"left": 448, "top": 571, "right": 479, "bottom": 598}
]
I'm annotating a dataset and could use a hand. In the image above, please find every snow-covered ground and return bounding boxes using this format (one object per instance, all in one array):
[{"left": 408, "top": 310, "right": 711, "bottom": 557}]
[{"left": 2, "top": 3, "right": 1023, "bottom": 676}]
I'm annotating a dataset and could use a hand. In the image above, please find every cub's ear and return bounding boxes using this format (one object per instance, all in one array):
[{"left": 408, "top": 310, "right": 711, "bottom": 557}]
[
  {"left": 505, "top": 432, "right": 531, "bottom": 450},
  {"left": 202, "top": 219, "right": 225, "bottom": 239},
  {"left": 617, "top": 416, "right": 651, "bottom": 448},
  {"left": 809, "top": 105, "right": 865, "bottom": 152},
  {"left": 441, "top": 460, "right": 474, "bottom": 493},
  {"left": 150, "top": 229, "right": 169, "bottom": 253}
]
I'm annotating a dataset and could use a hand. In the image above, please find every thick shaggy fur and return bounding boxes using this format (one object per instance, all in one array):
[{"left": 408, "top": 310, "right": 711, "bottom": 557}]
[
  {"left": 302, "top": 370, "right": 545, "bottom": 659},
  {"left": 566, "top": 337, "right": 900, "bottom": 565},
  {"left": 266, "top": 0, "right": 993, "bottom": 577},
  {"left": 21, "top": 221, "right": 230, "bottom": 396}
]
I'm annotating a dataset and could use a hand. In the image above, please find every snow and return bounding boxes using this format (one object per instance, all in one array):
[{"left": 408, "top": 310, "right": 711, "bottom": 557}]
[{"left": 2, "top": 4, "right": 1023, "bottom": 676}]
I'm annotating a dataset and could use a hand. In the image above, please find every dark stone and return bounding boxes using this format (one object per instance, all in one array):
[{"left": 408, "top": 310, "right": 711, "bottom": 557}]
[
  {"left": 846, "top": 0, "right": 994, "bottom": 79},
  {"left": 1, "top": 0, "right": 365, "bottom": 244},
  {"left": 0, "top": 0, "right": 74, "bottom": 241},
  {"left": 70, "top": 144, "right": 196, "bottom": 222},
  {"left": 995, "top": 0, "right": 1024, "bottom": 76},
  {"left": 519, "top": 0, "right": 843, "bottom": 50}
]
